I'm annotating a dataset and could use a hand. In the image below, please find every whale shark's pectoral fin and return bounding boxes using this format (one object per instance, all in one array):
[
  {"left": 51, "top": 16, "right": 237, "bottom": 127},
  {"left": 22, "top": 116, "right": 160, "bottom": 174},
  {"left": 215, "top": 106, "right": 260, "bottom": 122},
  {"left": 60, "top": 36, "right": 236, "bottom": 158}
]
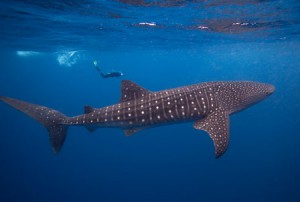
[{"left": 194, "top": 109, "right": 230, "bottom": 158}]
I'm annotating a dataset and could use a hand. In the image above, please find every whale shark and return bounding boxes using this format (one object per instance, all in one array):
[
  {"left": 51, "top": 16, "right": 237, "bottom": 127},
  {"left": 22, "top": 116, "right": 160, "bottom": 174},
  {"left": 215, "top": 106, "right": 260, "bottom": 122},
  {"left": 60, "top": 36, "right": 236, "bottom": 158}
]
[{"left": 0, "top": 80, "right": 274, "bottom": 158}]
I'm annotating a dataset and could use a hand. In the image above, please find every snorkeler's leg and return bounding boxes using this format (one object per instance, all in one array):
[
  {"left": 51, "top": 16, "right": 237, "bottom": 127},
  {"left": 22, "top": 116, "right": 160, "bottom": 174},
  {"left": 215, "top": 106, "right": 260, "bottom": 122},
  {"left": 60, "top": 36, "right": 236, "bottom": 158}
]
[
  {"left": 100, "top": 72, "right": 108, "bottom": 78},
  {"left": 93, "top": 60, "right": 101, "bottom": 72}
]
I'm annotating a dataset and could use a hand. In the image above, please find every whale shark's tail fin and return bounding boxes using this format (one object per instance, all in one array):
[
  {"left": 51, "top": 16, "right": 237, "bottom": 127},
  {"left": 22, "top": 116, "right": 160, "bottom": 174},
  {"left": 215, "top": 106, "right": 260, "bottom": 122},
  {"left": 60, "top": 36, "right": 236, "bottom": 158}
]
[{"left": 0, "top": 96, "right": 69, "bottom": 153}]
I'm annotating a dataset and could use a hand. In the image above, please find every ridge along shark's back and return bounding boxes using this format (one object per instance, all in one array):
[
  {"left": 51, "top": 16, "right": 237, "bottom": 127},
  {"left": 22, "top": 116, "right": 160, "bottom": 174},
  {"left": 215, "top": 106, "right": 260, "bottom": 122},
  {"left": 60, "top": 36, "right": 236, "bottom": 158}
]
[{"left": 0, "top": 80, "right": 275, "bottom": 158}]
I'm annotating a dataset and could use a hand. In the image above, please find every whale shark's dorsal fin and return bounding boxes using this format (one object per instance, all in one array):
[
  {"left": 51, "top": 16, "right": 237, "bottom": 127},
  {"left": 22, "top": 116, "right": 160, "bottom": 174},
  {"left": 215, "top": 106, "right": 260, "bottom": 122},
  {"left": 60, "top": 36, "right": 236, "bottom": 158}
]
[
  {"left": 84, "top": 105, "right": 94, "bottom": 114},
  {"left": 194, "top": 108, "right": 230, "bottom": 158},
  {"left": 120, "top": 80, "right": 151, "bottom": 102}
]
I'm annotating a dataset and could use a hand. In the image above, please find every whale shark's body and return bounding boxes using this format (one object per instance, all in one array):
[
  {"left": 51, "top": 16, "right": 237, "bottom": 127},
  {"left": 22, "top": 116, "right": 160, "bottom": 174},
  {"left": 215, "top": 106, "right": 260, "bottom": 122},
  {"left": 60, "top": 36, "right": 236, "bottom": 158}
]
[{"left": 0, "top": 80, "right": 274, "bottom": 158}]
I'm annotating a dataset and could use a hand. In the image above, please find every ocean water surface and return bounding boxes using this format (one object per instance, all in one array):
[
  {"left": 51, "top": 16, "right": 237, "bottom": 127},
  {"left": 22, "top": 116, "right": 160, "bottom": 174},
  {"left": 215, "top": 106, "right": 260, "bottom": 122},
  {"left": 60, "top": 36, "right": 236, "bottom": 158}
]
[{"left": 0, "top": 1, "right": 299, "bottom": 201}]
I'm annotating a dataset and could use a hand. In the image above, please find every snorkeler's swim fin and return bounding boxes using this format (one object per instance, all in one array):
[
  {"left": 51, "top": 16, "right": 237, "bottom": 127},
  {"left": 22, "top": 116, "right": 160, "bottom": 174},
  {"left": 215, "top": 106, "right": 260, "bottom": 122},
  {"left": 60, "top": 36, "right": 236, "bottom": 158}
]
[{"left": 93, "top": 60, "right": 101, "bottom": 72}]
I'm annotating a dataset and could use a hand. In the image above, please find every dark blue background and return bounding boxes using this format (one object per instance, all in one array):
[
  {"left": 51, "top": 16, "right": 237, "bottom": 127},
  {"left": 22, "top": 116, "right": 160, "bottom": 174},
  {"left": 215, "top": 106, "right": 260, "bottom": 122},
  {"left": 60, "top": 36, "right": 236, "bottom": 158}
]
[
  {"left": 0, "top": 42, "right": 299, "bottom": 201},
  {"left": 1, "top": 0, "right": 300, "bottom": 201}
]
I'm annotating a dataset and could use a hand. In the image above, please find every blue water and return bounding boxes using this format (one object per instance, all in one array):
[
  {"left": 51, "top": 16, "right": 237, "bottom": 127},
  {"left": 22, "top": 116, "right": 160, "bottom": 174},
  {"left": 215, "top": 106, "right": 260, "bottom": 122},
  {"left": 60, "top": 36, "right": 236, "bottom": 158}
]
[{"left": 0, "top": 1, "right": 300, "bottom": 201}]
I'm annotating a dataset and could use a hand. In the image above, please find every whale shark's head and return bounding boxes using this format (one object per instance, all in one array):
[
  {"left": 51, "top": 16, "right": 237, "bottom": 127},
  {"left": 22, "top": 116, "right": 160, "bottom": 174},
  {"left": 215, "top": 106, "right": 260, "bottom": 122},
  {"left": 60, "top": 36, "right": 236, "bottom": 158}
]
[
  {"left": 218, "top": 81, "right": 275, "bottom": 114},
  {"left": 240, "top": 82, "right": 275, "bottom": 107}
]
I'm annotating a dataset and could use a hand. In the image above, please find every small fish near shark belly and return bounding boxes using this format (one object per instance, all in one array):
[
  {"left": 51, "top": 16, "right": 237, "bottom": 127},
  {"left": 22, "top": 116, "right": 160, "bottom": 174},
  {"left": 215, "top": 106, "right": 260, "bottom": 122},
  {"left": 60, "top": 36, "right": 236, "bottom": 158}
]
[{"left": 0, "top": 80, "right": 275, "bottom": 158}]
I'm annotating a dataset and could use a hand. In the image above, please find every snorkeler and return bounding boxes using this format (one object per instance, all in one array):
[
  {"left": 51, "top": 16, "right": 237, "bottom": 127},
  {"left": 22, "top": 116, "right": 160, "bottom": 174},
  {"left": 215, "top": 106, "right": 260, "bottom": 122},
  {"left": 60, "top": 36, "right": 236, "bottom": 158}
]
[
  {"left": 100, "top": 71, "right": 123, "bottom": 78},
  {"left": 93, "top": 60, "right": 123, "bottom": 78}
]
